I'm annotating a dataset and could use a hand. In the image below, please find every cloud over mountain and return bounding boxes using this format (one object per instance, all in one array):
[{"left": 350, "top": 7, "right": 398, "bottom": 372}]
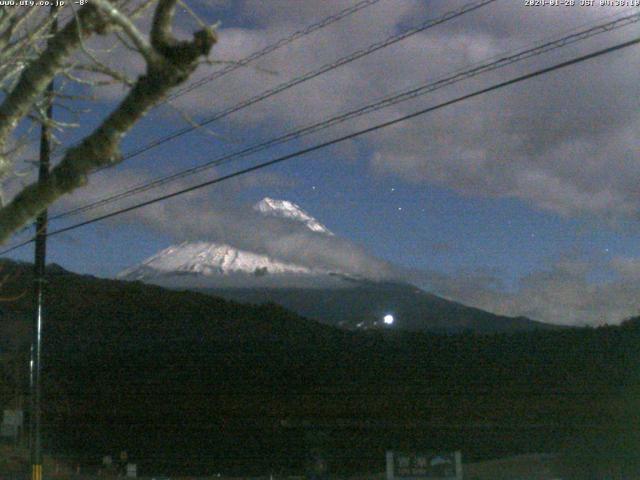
[
  {"left": 418, "top": 255, "right": 640, "bottom": 326},
  {"left": 42, "top": 1, "right": 640, "bottom": 326},
  {"left": 58, "top": 169, "right": 400, "bottom": 281},
  {"left": 171, "top": 0, "right": 640, "bottom": 221}
]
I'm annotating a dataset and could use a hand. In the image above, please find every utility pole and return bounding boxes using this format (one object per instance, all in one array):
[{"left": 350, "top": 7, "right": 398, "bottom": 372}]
[{"left": 30, "top": 8, "right": 57, "bottom": 480}]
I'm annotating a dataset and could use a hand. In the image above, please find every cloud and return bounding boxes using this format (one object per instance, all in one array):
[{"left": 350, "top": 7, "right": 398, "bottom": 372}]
[
  {"left": 168, "top": 0, "right": 640, "bottom": 221},
  {"left": 56, "top": 167, "right": 400, "bottom": 281},
  {"left": 611, "top": 256, "right": 640, "bottom": 282},
  {"left": 416, "top": 255, "right": 640, "bottom": 326},
  {"left": 18, "top": 1, "right": 636, "bottom": 224},
  {"left": 50, "top": 160, "right": 640, "bottom": 326},
  {"left": 21, "top": 1, "right": 639, "bottom": 324}
]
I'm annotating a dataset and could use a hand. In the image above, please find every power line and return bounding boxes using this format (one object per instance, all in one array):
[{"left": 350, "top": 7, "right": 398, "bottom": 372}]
[
  {"left": 93, "top": 0, "right": 498, "bottom": 170},
  {"left": 7, "top": 0, "right": 386, "bottom": 238},
  {"left": 39, "top": 0, "right": 499, "bottom": 223},
  {"left": 164, "top": 0, "right": 385, "bottom": 104},
  {"left": 1, "top": 35, "right": 636, "bottom": 256},
  {"left": 30, "top": 0, "right": 494, "bottom": 225},
  {"left": 41, "top": 0, "right": 385, "bottom": 169},
  {"left": 50, "top": 11, "right": 640, "bottom": 221}
]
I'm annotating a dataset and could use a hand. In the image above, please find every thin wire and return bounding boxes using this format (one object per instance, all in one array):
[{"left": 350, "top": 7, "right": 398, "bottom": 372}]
[
  {"left": 50, "top": 11, "right": 640, "bottom": 221},
  {"left": 164, "top": 0, "right": 385, "bottom": 104},
  {"left": 24, "top": 0, "right": 499, "bottom": 228},
  {"left": 89, "top": 0, "right": 499, "bottom": 175},
  {"left": 5, "top": 0, "right": 386, "bottom": 236},
  {"left": 0, "top": 35, "right": 635, "bottom": 255},
  {"left": 42, "top": 0, "right": 384, "bottom": 167}
]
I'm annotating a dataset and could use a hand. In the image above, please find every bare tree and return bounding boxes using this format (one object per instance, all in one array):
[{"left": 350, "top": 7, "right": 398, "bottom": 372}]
[{"left": 0, "top": 0, "right": 217, "bottom": 244}]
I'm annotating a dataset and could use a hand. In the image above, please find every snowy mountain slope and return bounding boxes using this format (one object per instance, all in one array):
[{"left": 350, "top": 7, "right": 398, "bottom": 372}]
[
  {"left": 117, "top": 241, "right": 314, "bottom": 281},
  {"left": 254, "top": 197, "right": 333, "bottom": 235},
  {"left": 117, "top": 198, "right": 340, "bottom": 286},
  {"left": 117, "top": 197, "right": 555, "bottom": 333}
]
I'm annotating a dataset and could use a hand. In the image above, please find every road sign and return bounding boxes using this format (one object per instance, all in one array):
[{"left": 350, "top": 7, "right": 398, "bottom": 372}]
[
  {"left": 386, "top": 451, "right": 462, "bottom": 480},
  {"left": 126, "top": 463, "right": 137, "bottom": 478},
  {"left": 3, "top": 409, "right": 24, "bottom": 426}
]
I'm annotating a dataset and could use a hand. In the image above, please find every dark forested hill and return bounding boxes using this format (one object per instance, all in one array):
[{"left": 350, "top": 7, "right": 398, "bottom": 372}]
[
  {"left": 0, "top": 260, "right": 637, "bottom": 478},
  {"left": 202, "top": 281, "right": 558, "bottom": 334}
]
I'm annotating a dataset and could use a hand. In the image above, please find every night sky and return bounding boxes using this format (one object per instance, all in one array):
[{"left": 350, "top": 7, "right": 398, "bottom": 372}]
[{"left": 5, "top": 0, "right": 640, "bottom": 325}]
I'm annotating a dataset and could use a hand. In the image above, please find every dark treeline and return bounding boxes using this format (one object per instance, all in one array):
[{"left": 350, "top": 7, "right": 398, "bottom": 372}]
[{"left": 0, "top": 260, "right": 638, "bottom": 478}]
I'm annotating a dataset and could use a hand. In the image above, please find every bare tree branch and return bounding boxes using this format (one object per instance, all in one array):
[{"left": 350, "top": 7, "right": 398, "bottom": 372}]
[
  {"left": 0, "top": 0, "right": 217, "bottom": 244},
  {"left": 0, "top": 4, "right": 111, "bottom": 176},
  {"left": 128, "top": 0, "right": 158, "bottom": 20},
  {"left": 70, "top": 64, "right": 135, "bottom": 87},
  {"left": 92, "top": 0, "right": 161, "bottom": 64}
]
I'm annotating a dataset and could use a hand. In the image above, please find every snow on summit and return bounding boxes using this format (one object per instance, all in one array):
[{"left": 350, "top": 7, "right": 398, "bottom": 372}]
[
  {"left": 117, "top": 241, "right": 312, "bottom": 281},
  {"left": 253, "top": 197, "right": 333, "bottom": 235},
  {"left": 117, "top": 198, "right": 337, "bottom": 286}
]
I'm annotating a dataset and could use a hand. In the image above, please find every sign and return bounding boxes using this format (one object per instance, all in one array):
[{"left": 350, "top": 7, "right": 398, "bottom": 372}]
[
  {"left": 3, "top": 409, "right": 23, "bottom": 427},
  {"left": 386, "top": 451, "right": 462, "bottom": 480},
  {"left": 126, "top": 463, "right": 137, "bottom": 478}
]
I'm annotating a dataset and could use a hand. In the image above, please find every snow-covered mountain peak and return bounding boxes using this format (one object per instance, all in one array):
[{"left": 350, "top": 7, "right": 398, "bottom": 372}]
[
  {"left": 254, "top": 197, "right": 333, "bottom": 235},
  {"left": 118, "top": 198, "right": 343, "bottom": 287},
  {"left": 117, "top": 241, "right": 314, "bottom": 282}
]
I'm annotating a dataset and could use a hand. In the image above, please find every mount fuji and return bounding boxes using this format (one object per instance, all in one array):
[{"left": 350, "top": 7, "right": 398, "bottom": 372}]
[
  {"left": 117, "top": 197, "right": 352, "bottom": 288},
  {"left": 118, "top": 197, "right": 556, "bottom": 333}
]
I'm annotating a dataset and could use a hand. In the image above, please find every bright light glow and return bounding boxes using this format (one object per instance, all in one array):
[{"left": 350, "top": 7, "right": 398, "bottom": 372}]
[{"left": 383, "top": 314, "right": 394, "bottom": 325}]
